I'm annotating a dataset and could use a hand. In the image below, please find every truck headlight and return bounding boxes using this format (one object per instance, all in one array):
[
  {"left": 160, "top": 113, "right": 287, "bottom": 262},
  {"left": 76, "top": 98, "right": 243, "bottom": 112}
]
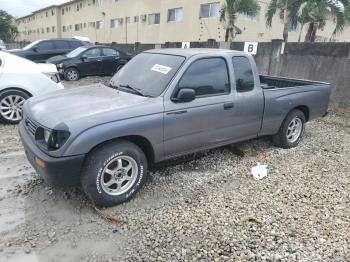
[
  {"left": 44, "top": 129, "right": 51, "bottom": 143},
  {"left": 37, "top": 128, "right": 70, "bottom": 150}
]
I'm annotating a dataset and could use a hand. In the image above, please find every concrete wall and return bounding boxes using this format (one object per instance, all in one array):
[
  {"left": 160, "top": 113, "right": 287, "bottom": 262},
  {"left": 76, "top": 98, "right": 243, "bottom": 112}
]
[{"left": 105, "top": 40, "right": 350, "bottom": 109}]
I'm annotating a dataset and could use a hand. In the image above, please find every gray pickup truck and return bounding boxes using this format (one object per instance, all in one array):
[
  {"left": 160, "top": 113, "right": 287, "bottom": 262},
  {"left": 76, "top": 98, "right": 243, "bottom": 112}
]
[{"left": 19, "top": 49, "right": 331, "bottom": 206}]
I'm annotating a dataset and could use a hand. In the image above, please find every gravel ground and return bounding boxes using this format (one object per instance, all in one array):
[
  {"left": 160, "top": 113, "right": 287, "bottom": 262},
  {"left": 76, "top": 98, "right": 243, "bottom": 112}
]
[{"left": 0, "top": 77, "right": 349, "bottom": 261}]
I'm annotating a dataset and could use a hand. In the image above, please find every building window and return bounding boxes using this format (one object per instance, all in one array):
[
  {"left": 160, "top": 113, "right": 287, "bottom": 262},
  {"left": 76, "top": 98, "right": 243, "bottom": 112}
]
[
  {"left": 88, "top": 21, "right": 96, "bottom": 28},
  {"left": 76, "top": 4, "right": 80, "bottom": 11},
  {"left": 134, "top": 16, "right": 139, "bottom": 23},
  {"left": 46, "top": 11, "right": 48, "bottom": 17},
  {"left": 63, "top": 26, "right": 66, "bottom": 32},
  {"left": 96, "top": 0, "right": 103, "bottom": 6},
  {"left": 46, "top": 27, "right": 50, "bottom": 33},
  {"left": 288, "top": 17, "right": 297, "bottom": 32},
  {"left": 96, "top": 20, "right": 103, "bottom": 29},
  {"left": 243, "top": 11, "right": 260, "bottom": 22},
  {"left": 75, "top": 24, "right": 80, "bottom": 31},
  {"left": 148, "top": 13, "right": 160, "bottom": 25},
  {"left": 199, "top": 2, "right": 220, "bottom": 19},
  {"left": 62, "top": 8, "right": 64, "bottom": 15},
  {"left": 41, "top": 28, "right": 44, "bottom": 33},
  {"left": 168, "top": 7, "right": 183, "bottom": 22},
  {"left": 110, "top": 19, "right": 119, "bottom": 28},
  {"left": 52, "top": 26, "right": 55, "bottom": 32},
  {"left": 51, "top": 10, "right": 55, "bottom": 16},
  {"left": 84, "top": 23, "right": 87, "bottom": 28}
]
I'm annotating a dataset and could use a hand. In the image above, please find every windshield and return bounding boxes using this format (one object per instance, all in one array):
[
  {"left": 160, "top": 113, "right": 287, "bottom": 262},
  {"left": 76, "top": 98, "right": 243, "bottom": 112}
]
[
  {"left": 66, "top": 46, "right": 88, "bottom": 58},
  {"left": 22, "top": 40, "right": 41, "bottom": 50},
  {"left": 110, "top": 53, "right": 185, "bottom": 97}
]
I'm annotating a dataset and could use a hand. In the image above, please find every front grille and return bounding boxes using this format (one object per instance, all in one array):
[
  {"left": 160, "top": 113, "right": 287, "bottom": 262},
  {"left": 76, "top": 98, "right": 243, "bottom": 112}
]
[{"left": 25, "top": 118, "right": 38, "bottom": 136}]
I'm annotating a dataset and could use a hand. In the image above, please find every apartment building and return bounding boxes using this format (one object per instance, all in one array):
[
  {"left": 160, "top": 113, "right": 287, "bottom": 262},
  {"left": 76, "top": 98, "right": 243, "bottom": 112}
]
[{"left": 16, "top": 0, "right": 350, "bottom": 44}]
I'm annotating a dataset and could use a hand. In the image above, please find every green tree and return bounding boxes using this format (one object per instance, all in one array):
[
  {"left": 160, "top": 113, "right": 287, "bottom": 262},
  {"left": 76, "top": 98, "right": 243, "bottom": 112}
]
[
  {"left": 265, "top": 0, "right": 305, "bottom": 42},
  {"left": 266, "top": 0, "right": 350, "bottom": 42},
  {"left": 0, "top": 10, "right": 18, "bottom": 42},
  {"left": 301, "top": 0, "right": 350, "bottom": 42},
  {"left": 220, "top": 0, "right": 260, "bottom": 42}
]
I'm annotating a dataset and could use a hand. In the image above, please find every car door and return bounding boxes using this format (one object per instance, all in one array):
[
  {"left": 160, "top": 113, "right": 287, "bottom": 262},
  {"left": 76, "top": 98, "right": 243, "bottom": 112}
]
[
  {"left": 78, "top": 47, "right": 103, "bottom": 76},
  {"left": 101, "top": 48, "right": 120, "bottom": 75},
  {"left": 163, "top": 57, "right": 235, "bottom": 157},
  {"left": 53, "top": 40, "right": 71, "bottom": 56},
  {"left": 229, "top": 56, "right": 264, "bottom": 139},
  {"left": 27, "top": 40, "right": 55, "bottom": 62}
]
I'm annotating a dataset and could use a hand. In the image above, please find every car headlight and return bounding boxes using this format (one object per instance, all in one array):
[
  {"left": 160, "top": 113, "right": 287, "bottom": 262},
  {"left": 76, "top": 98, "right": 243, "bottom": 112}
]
[
  {"left": 56, "top": 63, "right": 64, "bottom": 68},
  {"left": 37, "top": 128, "right": 70, "bottom": 151},
  {"left": 44, "top": 73, "right": 61, "bottom": 83}
]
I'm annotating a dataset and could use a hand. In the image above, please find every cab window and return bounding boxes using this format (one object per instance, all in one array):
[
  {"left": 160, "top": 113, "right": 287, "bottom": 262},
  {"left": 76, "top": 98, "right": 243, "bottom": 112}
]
[
  {"left": 83, "top": 48, "right": 101, "bottom": 58},
  {"left": 103, "top": 48, "right": 119, "bottom": 57},
  {"left": 178, "top": 57, "right": 230, "bottom": 97},
  {"left": 232, "top": 56, "right": 255, "bottom": 92}
]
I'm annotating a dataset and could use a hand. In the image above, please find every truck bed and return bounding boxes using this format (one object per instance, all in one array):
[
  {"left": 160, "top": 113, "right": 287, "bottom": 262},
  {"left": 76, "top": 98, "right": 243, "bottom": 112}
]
[{"left": 260, "top": 75, "right": 326, "bottom": 89}]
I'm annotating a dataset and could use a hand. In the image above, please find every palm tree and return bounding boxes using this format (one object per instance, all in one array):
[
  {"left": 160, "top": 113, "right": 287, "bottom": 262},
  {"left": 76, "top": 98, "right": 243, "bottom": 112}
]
[
  {"left": 302, "top": 0, "right": 350, "bottom": 42},
  {"left": 266, "top": 0, "right": 350, "bottom": 42},
  {"left": 220, "top": 0, "right": 260, "bottom": 42},
  {"left": 265, "top": 0, "right": 305, "bottom": 42}
]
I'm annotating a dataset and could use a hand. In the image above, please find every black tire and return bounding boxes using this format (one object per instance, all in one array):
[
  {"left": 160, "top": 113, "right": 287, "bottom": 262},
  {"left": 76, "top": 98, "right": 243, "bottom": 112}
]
[
  {"left": 0, "top": 89, "right": 30, "bottom": 124},
  {"left": 64, "top": 67, "right": 80, "bottom": 81},
  {"left": 272, "top": 109, "right": 306, "bottom": 149},
  {"left": 81, "top": 139, "right": 148, "bottom": 207}
]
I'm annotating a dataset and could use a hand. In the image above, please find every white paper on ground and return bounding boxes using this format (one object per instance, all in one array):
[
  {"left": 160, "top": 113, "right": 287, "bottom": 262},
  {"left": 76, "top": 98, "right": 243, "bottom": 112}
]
[{"left": 251, "top": 162, "right": 268, "bottom": 180}]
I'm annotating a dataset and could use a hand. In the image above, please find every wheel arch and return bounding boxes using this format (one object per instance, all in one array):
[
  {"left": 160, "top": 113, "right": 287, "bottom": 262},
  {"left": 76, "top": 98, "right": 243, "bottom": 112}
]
[
  {"left": 86, "top": 135, "right": 155, "bottom": 166},
  {"left": 293, "top": 105, "right": 310, "bottom": 122},
  {"left": 0, "top": 87, "right": 33, "bottom": 97}
]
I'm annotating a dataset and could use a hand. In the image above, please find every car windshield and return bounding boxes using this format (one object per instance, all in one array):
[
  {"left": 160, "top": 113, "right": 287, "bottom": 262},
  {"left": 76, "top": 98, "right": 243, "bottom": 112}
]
[
  {"left": 22, "top": 40, "right": 41, "bottom": 50},
  {"left": 66, "top": 47, "right": 88, "bottom": 58},
  {"left": 110, "top": 53, "right": 185, "bottom": 97}
]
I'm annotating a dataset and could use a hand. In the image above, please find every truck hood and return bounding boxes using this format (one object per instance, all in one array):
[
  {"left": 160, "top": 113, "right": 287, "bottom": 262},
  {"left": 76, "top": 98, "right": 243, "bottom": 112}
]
[{"left": 25, "top": 84, "right": 160, "bottom": 128}]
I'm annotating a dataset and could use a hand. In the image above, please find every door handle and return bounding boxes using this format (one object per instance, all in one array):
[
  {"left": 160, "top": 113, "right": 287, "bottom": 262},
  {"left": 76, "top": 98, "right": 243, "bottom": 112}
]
[
  {"left": 223, "top": 102, "right": 234, "bottom": 110},
  {"left": 166, "top": 110, "right": 188, "bottom": 115}
]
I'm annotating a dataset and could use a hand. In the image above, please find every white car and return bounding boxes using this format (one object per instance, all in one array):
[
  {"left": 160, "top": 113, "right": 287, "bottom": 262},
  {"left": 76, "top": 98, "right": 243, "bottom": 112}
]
[{"left": 0, "top": 51, "right": 64, "bottom": 124}]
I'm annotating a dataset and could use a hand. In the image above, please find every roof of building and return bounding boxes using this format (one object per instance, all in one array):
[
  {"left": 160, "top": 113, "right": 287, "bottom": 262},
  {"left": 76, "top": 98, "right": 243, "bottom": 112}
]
[{"left": 16, "top": 0, "right": 81, "bottom": 20}]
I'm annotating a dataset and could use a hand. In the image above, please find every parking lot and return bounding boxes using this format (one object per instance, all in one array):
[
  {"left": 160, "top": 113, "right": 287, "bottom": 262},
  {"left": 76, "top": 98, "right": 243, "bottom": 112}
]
[{"left": 0, "top": 76, "right": 349, "bottom": 262}]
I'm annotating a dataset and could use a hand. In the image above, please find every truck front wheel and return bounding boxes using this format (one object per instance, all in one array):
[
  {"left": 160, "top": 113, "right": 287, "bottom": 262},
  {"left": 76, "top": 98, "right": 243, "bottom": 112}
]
[
  {"left": 272, "top": 109, "right": 305, "bottom": 149},
  {"left": 81, "top": 140, "right": 148, "bottom": 207}
]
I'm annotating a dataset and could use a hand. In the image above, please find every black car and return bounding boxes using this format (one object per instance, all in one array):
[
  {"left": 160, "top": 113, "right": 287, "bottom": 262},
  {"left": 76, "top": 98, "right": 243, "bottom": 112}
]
[
  {"left": 9, "top": 39, "right": 87, "bottom": 63},
  {"left": 47, "top": 45, "right": 129, "bottom": 81}
]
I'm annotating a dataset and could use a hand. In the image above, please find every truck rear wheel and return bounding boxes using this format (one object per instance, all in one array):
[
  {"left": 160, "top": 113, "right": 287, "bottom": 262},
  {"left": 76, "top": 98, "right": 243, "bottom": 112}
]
[
  {"left": 81, "top": 140, "right": 148, "bottom": 207},
  {"left": 272, "top": 109, "right": 305, "bottom": 149}
]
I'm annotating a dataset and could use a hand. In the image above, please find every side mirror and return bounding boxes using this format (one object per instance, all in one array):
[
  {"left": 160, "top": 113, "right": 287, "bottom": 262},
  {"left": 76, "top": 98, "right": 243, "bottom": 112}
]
[
  {"left": 32, "top": 46, "right": 38, "bottom": 52},
  {"left": 174, "top": 88, "right": 195, "bottom": 103},
  {"left": 81, "top": 55, "right": 87, "bottom": 61}
]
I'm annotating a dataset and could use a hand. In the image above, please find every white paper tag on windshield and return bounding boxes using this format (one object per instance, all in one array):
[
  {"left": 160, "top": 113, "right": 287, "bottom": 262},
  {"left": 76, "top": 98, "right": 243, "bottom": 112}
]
[{"left": 151, "top": 64, "right": 172, "bottom": 75}]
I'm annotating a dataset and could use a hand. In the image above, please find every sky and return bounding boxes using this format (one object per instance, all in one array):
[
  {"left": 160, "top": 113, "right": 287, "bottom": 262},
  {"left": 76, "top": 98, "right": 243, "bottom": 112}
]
[{"left": 2, "top": 0, "right": 68, "bottom": 18}]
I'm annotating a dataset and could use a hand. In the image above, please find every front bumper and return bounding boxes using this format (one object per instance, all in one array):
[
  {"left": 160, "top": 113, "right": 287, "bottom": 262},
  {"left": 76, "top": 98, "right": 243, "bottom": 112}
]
[{"left": 19, "top": 122, "right": 85, "bottom": 186}]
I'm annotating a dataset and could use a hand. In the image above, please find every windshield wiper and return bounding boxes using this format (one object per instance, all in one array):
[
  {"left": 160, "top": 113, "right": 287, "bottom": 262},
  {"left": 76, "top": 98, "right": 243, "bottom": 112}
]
[{"left": 118, "top": 84, "right": 150, "bottom": 97}]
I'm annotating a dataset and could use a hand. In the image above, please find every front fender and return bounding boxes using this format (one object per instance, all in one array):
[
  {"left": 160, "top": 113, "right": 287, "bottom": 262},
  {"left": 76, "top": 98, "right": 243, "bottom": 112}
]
[{"left": 62, "top": 113, "right": 164, "bottom": 162}]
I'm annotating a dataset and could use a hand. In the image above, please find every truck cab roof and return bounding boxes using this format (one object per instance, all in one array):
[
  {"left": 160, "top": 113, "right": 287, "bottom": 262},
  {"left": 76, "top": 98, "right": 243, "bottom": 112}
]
[{"left": 145, "top": 48, "right": 248, "bottom": 58}]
